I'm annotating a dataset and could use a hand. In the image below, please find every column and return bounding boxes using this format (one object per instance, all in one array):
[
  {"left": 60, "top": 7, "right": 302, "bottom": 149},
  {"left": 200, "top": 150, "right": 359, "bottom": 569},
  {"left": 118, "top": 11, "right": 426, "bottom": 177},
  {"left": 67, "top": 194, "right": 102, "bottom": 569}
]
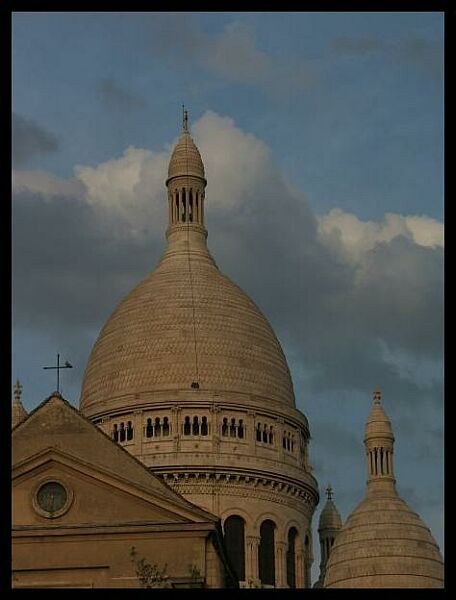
[
  {"left": 195, "top": 192, "right": 200, "bottom": 224},
  {"left": 247, "top": 410, "right": 256, "bottom": 455},
  {"left": 168, "top": 193, "right": 173, "bottom": 225},
  {"left": 133, "top": 410, "right": 143, "bottom": 455},
  {"left": 245, "top": 536, "right": 261, "bottom": 587},
  {"left": 211, "top": 404, "right": 221, "bottom": 453},
  {"left": 275, "top": 541, "right": 287, "bottom": 587},
  {"left": 171, "top": 405, "right": 180, "bottom": 454},
  {"left": 295, "top": 549, "right": 305, "bottom": 588},
  {"left": 276, "top": 418, "right": 285, "bottom": 461},
  {"left": 179, "top": 190, "right": 184, "bottom": 222}
]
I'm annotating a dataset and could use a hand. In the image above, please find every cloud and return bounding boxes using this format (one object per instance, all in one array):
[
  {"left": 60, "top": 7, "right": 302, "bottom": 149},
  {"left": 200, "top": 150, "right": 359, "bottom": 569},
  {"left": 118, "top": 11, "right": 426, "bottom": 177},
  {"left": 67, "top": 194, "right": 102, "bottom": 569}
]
[
  {"left": 13, "top": 109, "right": 443, "bottom": 576},
  {"left": 13, "top": 113, "right": 59, "bottom": 166},
  {"left": 205, "top": 22, "right": 272, "bottom": 84},
  {"left": 14, "top": 111, "right": 443, "bottom": 383},
  {"left": 330, "top": 34, "right": 443, "bottom": 83},
  {"left": 143, "top": 15, "right": 315, "bottom": 92},
  {"left": 318, "top": 208, "right": 443, "bottom": 263},
  {"left": 97, "top": 78, "right": 146, "bottom": 112},
  {"left": 331, "top": 36, "right": 382, "bottom": 55}
]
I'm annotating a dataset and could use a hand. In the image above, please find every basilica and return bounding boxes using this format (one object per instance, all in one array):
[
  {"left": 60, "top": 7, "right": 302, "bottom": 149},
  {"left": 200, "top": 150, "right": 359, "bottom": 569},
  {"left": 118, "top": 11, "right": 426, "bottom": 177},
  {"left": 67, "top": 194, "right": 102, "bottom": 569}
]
[{"left": 12, "top": 113, "right": 444, "bottom": 588}]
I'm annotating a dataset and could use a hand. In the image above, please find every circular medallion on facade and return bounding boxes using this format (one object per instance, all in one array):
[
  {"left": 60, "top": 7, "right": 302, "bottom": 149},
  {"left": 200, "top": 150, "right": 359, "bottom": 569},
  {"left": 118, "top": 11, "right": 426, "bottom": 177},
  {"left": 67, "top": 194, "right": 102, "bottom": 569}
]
[{"left": 33, "top": 480, "right": 73, "bottom": 518}]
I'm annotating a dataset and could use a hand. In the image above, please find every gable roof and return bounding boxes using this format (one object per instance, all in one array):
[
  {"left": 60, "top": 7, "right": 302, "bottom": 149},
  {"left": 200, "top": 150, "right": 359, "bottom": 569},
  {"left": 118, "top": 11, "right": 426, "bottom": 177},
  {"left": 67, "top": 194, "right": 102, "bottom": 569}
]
[{"left": 12, "top": 392, "right": 218, "bottom": 524}]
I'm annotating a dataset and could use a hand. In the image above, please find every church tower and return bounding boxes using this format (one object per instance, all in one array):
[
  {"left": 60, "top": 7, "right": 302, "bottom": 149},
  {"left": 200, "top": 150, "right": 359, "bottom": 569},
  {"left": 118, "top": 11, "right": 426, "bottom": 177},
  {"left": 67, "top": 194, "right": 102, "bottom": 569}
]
[
  {"left": 313, "top": 485, "right": 342, "bottom": 588},
  {"left": 80, "top": 113, "right": 319, "bottom": 588}
]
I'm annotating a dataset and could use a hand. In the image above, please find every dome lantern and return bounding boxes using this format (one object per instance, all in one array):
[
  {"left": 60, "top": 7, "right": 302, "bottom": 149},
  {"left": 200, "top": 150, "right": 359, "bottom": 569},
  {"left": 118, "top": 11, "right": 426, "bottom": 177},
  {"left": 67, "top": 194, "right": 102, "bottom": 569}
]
[
  {"left": 165, "top": 108, "right": 207, "bottom": 231},
  {"left": 364, "top": 389, "right": 396, "bottom": 495}
]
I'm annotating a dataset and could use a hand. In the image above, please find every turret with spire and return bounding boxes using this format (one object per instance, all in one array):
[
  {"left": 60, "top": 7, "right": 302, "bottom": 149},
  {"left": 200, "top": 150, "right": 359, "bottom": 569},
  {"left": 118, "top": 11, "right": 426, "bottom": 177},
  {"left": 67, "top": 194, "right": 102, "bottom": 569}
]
[
  {"left": 159, "top": 108, "right": 215, "bottom": 268},
  {"left": 314, "top": 485, "right": 342, "bottom": 588},
  {"left": 364, "top": 388, "right": 396, "bottom": 496},
  {"left": 12, "top": 380, "right": 28, "bottom": 428}
]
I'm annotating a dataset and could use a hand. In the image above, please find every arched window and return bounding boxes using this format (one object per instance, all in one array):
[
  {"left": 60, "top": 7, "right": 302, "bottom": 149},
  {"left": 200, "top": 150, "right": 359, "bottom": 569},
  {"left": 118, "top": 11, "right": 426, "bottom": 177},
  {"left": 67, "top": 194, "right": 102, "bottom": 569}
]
[
  {"left": 269, "top": 426, "right": 274, "bottom": 444},
  {"left": 238, "top": 419, "right": 244, "bottom": 439},
  {"left": 224, "top": 515, "right": 245, "bottom": 582},
  {"left": 113, "top": 424, "right": 119, "bottom": 442},
  {"left": 184, "top": 416, "right": 191, "bottom": 436},
  {"left": 262, "top": 425, "right": 268, "bottom": 443},
  {"left": 155, "top": 417, "right": 161, "bottom": 437},
  {"left": 175, "top": 193, "right": 179, "bottom": 223},
  {"left": 256, "top": 423, "right": 262, "bottom": 442},
  {"left": 119, "top": 422, "right": 126, "bottom": 442},
  {"left": 259, "top": 520, "right": 276, "bottom": 586},
  {"left": 283, "top": 436, "right": 287, "bottom": 449},
  {"left": 201, "top": 416, "right": 208, "bottom": 436},
  {"left": 192, "top": 416, "right": 200, "bottom": 436},
  {"left": 286, "top": 527, "right": 298, "bottom": 588},
  {"left": 222, "top": 418, "right": 229, "bottom": 436},
  {"left": 146, "top": 418, "right": 153, "bottom": 438},
  {"left": 126, "top": 421, "right": 133, "bottom": 441},
  {"left": 230, "top": 418, "right": 236, "bottom": 437},
  {"left": 163, "top": 417, "right": 170, "bottom": 436}
]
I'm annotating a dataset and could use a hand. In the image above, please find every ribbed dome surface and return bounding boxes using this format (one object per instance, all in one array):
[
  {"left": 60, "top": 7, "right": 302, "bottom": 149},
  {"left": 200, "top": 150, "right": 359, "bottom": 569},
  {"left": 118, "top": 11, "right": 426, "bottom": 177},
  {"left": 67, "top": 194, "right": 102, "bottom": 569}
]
[
  {"left": 324, "top": 493, "right": 444, "bottom": 588},
  {"left": 319, "top": 498, "right": 342, "bottom": 531},
  {"left": 167, "top": 132, "right": 205, "bottom": 182},
  {"left": 364, "top": 396, "right": 394, "bottom": 441},
  {"left": 80, "top": 247, "right": 295, "bottom": 415}
]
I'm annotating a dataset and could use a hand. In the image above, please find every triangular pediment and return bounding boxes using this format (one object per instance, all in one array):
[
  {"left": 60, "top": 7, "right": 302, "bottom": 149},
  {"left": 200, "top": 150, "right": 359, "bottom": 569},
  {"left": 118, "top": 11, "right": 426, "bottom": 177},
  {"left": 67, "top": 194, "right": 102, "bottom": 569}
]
[{"left": 12, "top": 394, "right": 217, "bottom": 525}]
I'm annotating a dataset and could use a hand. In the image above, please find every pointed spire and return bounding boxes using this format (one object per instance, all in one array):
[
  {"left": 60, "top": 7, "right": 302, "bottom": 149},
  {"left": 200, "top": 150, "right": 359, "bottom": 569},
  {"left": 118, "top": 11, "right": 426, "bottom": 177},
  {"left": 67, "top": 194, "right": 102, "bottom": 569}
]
[
  {"left": 326, "top": 484, "right": 333, "bottom": 501},
  {"left": 12, "top": 379, "right": 28, "bottom": 428},
  {"left": 373, "top": 387, "right": 382, "bottom": 405},
  {"left": 182, "top": 105, "right": 189, "bottom": 133}
]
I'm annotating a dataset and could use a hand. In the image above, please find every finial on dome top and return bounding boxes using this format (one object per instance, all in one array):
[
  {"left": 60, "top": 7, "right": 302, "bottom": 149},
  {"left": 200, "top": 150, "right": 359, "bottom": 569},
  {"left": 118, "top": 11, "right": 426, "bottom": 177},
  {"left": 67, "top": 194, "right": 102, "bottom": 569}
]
[
  {"left": 373, "top": 388, "right": 382, "bottom": 405},
  {"left": 326, "top": 484, "right": 333, "bottom": 500},
  {"left": 182, "top": 104, "right": 189, "bottom": 132},
  {"left": 13, "top": 379, "right": 23, "bottom": 402}
]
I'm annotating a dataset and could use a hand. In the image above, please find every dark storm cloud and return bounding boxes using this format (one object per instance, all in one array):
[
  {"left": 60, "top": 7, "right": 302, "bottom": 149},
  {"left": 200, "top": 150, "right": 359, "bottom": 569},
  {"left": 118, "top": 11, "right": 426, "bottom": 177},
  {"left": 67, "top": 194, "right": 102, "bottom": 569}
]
[
  {"left": 12, "top": 186, "right": 161, "bottom": 335},
  {"left": 13, "top": 113, "right": 59, "bottom": 166},
  {"left": 13, "top": 113, "right": 443, "bottom": 406},
  {"left": 97, "top": 78, "right": 146, "bottom": 112}
]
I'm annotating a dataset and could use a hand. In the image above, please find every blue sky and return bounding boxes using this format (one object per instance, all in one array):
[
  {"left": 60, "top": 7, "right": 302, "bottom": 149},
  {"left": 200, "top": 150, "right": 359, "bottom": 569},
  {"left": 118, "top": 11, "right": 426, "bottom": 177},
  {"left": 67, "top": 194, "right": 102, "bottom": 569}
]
[{"left": 12, "top": 11, "right": 444, "bottom": 585}]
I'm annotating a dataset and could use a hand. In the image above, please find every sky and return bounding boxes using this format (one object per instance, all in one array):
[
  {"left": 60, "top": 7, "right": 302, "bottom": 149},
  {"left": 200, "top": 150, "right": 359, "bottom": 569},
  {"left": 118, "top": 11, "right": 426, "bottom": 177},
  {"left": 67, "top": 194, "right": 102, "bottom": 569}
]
[{"left": 12, "top": 11, "right": 444, "bottom": 585}]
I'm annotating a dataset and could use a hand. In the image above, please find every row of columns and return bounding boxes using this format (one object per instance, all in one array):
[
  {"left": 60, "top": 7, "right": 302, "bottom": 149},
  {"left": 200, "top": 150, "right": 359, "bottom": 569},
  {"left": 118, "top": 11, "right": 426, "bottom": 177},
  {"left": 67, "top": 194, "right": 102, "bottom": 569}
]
[
  {"left": 368, "top": 447, "right": 393, "bottom": 477},
  {"left": 245, "top": 536, "right": 308, "bottom": 588},
  {"left": 170, "top": 189, "right": 204, "bottom": 225}
]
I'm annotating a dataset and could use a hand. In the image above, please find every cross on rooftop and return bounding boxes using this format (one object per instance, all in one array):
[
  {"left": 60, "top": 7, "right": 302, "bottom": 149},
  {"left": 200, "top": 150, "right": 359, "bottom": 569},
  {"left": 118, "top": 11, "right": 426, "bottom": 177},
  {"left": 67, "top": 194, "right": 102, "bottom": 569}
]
[{"left": 43, "top": 353, "right": 73, "bottom": 393}]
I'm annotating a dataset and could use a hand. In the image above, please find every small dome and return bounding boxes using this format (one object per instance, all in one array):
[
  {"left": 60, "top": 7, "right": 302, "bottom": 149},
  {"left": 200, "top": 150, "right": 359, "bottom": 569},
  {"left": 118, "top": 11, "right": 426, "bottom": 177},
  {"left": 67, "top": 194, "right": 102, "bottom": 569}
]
[
  {"left": 167, "top": 131, "right": 205, "bottom": 183},
  {"left": 364, "top": 389, "right": 393, "bottom": 442},
  {"left": 319, "top": 496, "right": 342, "bottom": 531},
  {"left": 324, "top": 493, "right": 444, "bottom": 588}
]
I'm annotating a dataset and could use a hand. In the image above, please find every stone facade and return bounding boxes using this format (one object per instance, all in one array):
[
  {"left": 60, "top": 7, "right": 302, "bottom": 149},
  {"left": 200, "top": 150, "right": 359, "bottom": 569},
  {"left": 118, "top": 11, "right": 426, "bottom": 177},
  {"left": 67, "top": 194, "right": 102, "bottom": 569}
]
[{"left": 12, "top": 393, "right": 236, "bottom": 589}]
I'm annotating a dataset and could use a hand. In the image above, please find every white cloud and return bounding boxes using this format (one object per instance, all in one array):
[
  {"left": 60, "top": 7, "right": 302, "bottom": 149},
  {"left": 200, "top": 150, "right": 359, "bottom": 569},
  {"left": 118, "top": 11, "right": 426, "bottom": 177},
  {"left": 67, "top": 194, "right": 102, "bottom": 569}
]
[
  {"left": 13, "top": 169, "right": 84, "bottom": 199},
  {"left": 318, "top": 208, "right": 443, "bottom": 264},
  {"left": 74, "top": 146, "right": 169, "bottom": 238}
]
